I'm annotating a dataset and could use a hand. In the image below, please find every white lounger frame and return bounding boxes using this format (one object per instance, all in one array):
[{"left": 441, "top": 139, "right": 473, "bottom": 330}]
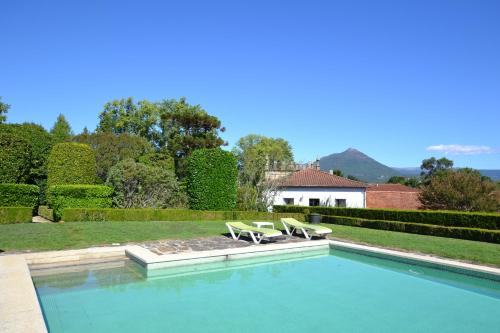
[
  {"left": 226, "top": 223, "right": 280, "bottom": 244},
  {"left": 281, "top": 221, "right": 329, "bottom": 240}
]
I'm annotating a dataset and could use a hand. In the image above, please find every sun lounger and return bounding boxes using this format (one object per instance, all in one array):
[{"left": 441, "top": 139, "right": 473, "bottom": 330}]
[
  {"left": 226, "top": 222, "right": 282, "bottom": 244},
  {"left": 280, "top": 218, "right": 332, "bottom": 240}
]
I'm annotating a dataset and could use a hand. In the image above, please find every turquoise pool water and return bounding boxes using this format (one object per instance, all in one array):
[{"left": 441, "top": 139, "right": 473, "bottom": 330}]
[{"left": 33, "top": 249, "right": 500, "bottom": 333}]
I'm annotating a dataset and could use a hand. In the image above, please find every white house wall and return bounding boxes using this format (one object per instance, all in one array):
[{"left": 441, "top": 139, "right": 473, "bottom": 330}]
[{"left": 274, "top": 187, "right": 366, "bottom": 208}]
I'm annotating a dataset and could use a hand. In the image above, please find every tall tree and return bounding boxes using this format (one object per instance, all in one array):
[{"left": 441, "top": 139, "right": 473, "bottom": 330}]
[
  {"left": 0, "top": 97, "right": 10, "bottom": 123},
  {"left": 51, "top": 114, "right": 73, "bottom": 143},
  {"left": 419, "top": 168, "right": 498, "bottom": 212},
  {"left": 97, "top": 98, "right": 162, "bottom": 147},
  {"left": 420, "top": 157, "right": 453, "bottom": 180},
  {"left": 73, "top": 132, "right": 154, "bottom": 182},
  {"left": 160, "top": 97, "right": 226, "bottom": 177},
  {"left": 233, "top": 134, "right": 294, "bottom": 211}
]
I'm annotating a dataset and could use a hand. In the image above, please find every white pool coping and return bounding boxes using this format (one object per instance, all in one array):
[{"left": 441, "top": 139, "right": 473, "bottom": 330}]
[
  {"left": 1, "top": 239, "right": 499, "bottom": 333},
  {"left": 126, "top": 240, "right": 331, "bottom": 269}
]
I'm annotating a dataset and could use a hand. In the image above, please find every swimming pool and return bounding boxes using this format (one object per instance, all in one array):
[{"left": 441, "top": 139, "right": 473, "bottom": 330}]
[{"left": 33, "top": 248, "right": 500, "bottom": 333}]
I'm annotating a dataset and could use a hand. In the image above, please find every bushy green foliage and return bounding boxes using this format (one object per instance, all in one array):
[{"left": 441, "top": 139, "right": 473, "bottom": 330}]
[
  {"left": 138, "top": 151, "right": 175, "bottom": 172},
  {"left": 419, "top": 168, "right": 498, "bottom": 212},
  {"left": 38, "top": 205, "right": 54, "bottom": 221},
  {"left": 106, "top": 159, "right": 186, "bottom": 208},
  {"left": 47, "top": 185, "right": 113, "bottom": 220},
  {"left": 61, "top": 207, "right": 304, "bottom": 222},
  {"left": 47, "top": 143, "right": 97, "bottom": 186},
  {"left": 0, "top": 207, "right": 33, "bottom": 224},
  {"left": 273, "top": 205, "right": 500, "bottom": 229},
  {"left": 73, "top": 132, "right": 154, "bottom": 181},
  {"left": 186, "top": 148, "right": 237, "bottom": 210},
  {"left": 321, "top": 215, "right": 500, "bottom": 244},
  {"left": 0, "top": 131, "right": 32, "bottom": 183},
  {"left": 0, "top": 184, "right": 40, "bottom": 208},
  {"left": 0, "top": 123, "right": 54, "bottom": 184}
]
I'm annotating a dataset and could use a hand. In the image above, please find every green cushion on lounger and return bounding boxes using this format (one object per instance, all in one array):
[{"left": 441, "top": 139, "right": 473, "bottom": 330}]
[
  {"left": 281, "top": 218, "right": 332, "bottom": 234},
  {"left": 226, "top": 222, "right": 282, "bottom": 237}
]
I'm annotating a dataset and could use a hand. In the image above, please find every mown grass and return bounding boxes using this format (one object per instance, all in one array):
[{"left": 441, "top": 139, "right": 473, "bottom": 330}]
[{"left": 0, "top": 221, "right": 499, "bottom": 267}]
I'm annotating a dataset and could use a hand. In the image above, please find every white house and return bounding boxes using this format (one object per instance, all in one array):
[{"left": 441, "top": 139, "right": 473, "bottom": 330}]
[{"left": 273, "top": 168, "right": 367, "bottom": 208}]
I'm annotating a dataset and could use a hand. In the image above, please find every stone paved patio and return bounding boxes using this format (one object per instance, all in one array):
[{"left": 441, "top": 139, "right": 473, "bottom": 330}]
[{"left": 140, "top": 235, "right": 308, "bottom": 255}]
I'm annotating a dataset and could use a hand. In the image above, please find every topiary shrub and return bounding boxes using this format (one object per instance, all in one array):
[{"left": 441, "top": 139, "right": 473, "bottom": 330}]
[
  {"left": 0, "top": 184, "right": 40, "bottom": 208},
  {"left": 47, "top": 184, "right": 113, "bottom": 220},
  {"left": 106, "top": 159, "right": 187, "bottom": 208},
  {"left": 186, "top": 148, "right": 237, "bottom": 210},
  {"left": 0, "top": 131, "right": 32, "bottom": 183},
  {"left": 47, "top": 142, "right": 97, "bottom": 186}
]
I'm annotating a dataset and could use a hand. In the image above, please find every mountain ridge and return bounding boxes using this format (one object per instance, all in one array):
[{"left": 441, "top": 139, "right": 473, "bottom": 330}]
[{"left": 319, "top": 148, "right": 500, "bottom": 182}]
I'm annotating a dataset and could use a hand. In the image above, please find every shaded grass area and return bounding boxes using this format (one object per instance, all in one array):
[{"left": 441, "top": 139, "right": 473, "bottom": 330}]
[{"left": 0, "top": 221, "right": 499, "bottom": 267}]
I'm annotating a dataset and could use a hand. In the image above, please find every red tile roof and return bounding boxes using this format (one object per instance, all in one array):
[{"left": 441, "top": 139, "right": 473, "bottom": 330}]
[
  {"left": 279, "top": 169, "right": 367, "bottom": 188},
  {"left": 367, "top": 184, "right": 420, "bottom": 192}
]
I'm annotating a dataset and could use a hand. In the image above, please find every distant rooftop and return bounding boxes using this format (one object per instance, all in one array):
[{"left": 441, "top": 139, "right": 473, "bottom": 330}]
[{"left": 280, "top": 168, "right": 367, "bottom": 188}]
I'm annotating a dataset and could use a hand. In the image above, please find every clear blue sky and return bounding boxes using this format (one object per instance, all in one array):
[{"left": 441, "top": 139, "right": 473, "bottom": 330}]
[{"left": 2, "top": 0, "right": 499, "bottom": 169}]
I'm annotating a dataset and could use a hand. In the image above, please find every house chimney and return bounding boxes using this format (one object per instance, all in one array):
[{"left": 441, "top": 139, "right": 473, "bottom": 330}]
[{"left": 329, "top": 169, "right": 333, "bottom": 175}]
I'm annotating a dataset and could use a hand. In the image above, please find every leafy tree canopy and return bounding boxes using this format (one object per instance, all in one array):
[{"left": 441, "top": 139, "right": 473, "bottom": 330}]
[
  {"left": 0, "top": 97, "right": 10, "bottom": 123},
  {"left": 419, "top": 168, "right": 498, "bottom": 212},
  {"left": 51, "top": 114, "right": 74, "bottom": 143},
  {"left": 330, "top": 169, "right": 343, "bottom": 177},
  {"left": 73, "top": 132, "right": 153, "bottom": 182},
  {"left": 387, "top": 175, "right": 420, "bottom": 188},
  {"left": 160, "top": 97, "right": 226, "bottom": 177},
  {"left": 420, "top": 157, "right": 453, "bottom": 179}
]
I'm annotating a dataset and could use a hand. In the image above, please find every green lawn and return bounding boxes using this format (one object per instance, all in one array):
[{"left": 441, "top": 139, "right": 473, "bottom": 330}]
[{"left": 1, "top": 221, "right": 499, "bottom": 267}]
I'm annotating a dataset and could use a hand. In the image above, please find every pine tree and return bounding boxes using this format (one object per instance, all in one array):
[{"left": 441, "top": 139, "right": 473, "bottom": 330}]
[{"left": 50, "top": 114, "right": 73, "bottom": 143}]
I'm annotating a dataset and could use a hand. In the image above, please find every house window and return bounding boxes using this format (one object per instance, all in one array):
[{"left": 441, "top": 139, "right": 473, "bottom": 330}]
[
  {"left": 309, "top": 198, "right": 320, "bottom": 206},
  {"left": 284, "top": 198, "right": 294, "bottom": 205},
  {"left": 335, "top": 199, "right": 347, "bottom": 207}
]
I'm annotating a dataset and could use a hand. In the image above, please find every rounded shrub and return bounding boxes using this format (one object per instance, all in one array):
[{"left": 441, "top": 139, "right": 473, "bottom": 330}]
[
  {"left": 186, "top": 148, "right": 237, "bottom": 210},
  {"left": 47, "top": 143, "right": 97, "bottom": 186},
  {"left": 0, "top": 131, "right": 32, "bottom": 183}
]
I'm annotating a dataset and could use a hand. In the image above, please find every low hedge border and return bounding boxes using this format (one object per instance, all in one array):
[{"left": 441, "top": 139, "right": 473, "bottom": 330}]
[
  {"left": 0, "top": 207, "right": 33, "bottom": 224},
  {"left": 38, "top": 205, "right": 54, "bottom": 221},
  {"left": 0, "top": 184, "right": 40, "bottom": 208},
  {"left": 322, "top": 215, "right": 500, "bottom": 244},
  {"left": 61, "top": 208, "right": 305, "bottom": 223},
  {"left": 47, "top": 185, "right": 113, "bottom": 221},
  {"left": 274, "top": 205, "right": 500, "bottom": 230}
]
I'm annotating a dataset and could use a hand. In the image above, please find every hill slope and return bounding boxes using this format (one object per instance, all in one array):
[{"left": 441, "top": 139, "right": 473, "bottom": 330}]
[
  {"left": 319, "top": 148, "right": 401, "bottom": 182},
  {"left": 393, "top": 167, "right": 500, "bottom": 181}
]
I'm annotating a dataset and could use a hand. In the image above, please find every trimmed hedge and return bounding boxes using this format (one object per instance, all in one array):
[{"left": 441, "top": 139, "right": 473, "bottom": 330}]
[
  {"left": 47, "top": 142, "right": 97, "bottom": 186},
  {"left": 0, "top": 184, "right": 40, "bottom": 208},
  {"left": 322, "top": 215, "right": 500, "bottom": 244},
  {"left": 273, "top": 206, "right": 500, "bottom": 230},
  {"left": 38, "top": 205, "right": 54, "bottom": 221},
  {"left": 61, "top": 208, "right": 305, "bottom": 223},
  {"left": 0, "top": 207, "right": 33, "bottom": 224},
  {"left": 47, "top": 185, "right": 113, "bottom": 220},
  {"left": 186, "top": 148, "right": 238, "bottom": 211},
  {"left": 0, "top": 131, "right": 32, "bottom": 183}
]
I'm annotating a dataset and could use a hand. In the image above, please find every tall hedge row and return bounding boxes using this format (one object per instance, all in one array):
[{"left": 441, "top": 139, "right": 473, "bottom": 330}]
[
  {"left": 47, "top": 185, "right": 113, "bottom": 220},
  {"left": 186, "top": 148, "right": 237, "bottom": 210},
  {"left": 0, "top": 131, "right": 32, "bottom": 183},
  {"left": 47, "top": 142, "right": 97, "bottom": 186},
  {"left": 322, "top": 215, "right": 500, "bottom": 244},
  {"left": 61, "top": 207, "right": 305, "bottom": 222},
  {"left": 0, "top": 184, "right": 40, "bottom": 208},
  {"left": 273, "top": 205, "right": 500, "bottom": 230}
]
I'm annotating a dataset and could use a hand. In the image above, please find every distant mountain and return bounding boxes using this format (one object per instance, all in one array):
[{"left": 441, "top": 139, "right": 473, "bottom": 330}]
[
  {"left": 319, "top": 149, "right": 500, "bottom": 182},
  {"left": 392, "top": 167, "right": 500, "bottom": 181},
  {"left": 319, "top": 148, "right": 401, "bottom": 183}
]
